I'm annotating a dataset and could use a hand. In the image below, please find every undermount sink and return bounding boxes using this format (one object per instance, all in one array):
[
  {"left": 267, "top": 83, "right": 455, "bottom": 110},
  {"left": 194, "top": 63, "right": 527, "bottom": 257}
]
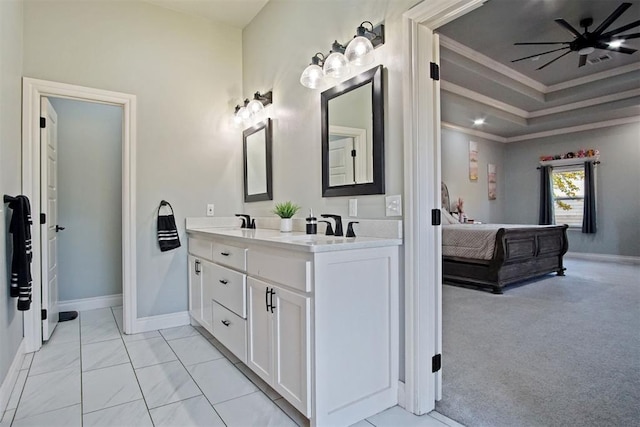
[{"left": 274, "top": 234, "right": 353, "bottom": 244}]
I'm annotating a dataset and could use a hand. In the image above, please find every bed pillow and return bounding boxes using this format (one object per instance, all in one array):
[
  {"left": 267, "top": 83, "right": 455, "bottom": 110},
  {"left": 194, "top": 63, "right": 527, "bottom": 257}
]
[{"left": 441, "top": 208, "right": 460, "bottom": 225}]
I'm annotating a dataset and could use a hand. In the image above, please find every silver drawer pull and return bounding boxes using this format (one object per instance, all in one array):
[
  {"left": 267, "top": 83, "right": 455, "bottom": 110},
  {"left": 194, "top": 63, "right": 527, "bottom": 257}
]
[
  {"left": 220, "top": 251, "right": 230, "bottom": 256},
  {"left": 219, "top": 279, "right": 228, "bottom": 285},
  {"left": 221, "top": 320, "right": 231, "bottom": 327}
]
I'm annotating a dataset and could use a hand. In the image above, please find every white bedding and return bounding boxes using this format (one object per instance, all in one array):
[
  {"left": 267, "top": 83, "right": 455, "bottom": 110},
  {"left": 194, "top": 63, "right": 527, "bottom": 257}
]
[{"left": 442, "top": 224, "right": 558, "bottom": 260}]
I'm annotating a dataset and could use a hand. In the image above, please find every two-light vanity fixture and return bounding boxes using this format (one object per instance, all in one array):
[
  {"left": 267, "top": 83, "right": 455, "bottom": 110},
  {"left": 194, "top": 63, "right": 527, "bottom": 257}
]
[
  {"left": 234, "top": 91, "right": 273, "bottom": 124},
  {"left": 300, "top": 21, "right": 385, "bottom": 89}
]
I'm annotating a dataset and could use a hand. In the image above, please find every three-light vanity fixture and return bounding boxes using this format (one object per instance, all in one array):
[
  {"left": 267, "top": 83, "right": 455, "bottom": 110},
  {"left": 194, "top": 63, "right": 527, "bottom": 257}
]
[
  {"left": 300, "top": 21, "right": 385, "bottom": 89},
  {"left": 234, "top": 91, "right": 273, "bottom": 124}
]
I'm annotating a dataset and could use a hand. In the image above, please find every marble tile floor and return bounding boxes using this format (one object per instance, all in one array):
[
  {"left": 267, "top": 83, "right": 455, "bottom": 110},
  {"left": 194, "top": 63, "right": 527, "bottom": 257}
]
[{"left": 0, "top": 307, "right": 461, "bottom": 427}]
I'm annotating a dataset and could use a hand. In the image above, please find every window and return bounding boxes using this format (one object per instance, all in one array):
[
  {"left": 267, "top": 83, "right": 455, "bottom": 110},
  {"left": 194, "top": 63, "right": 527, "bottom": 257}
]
[{"left": 552, "top": 165, "right": 585, "bottom": 227}]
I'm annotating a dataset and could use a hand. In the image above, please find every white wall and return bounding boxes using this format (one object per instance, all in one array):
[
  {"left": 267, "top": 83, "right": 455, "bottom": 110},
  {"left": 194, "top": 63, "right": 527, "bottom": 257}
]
[
  {"left": 0, "top": 0, "right": 25, "bottom": 391},
  {"left": 441, "top": 128, "right": 507, "bottom": 223},
  {"left": 505, "top": 122, "right": 640, "bottom": 257},
  {"left": 241, "top": 0, "right": 414, "bottom": 219},
  {"left": 23, "top": 0, "right": 244, "bottom": 317},
  {"left": 49, "top": 98, "right": 123, "bottom": 301}
]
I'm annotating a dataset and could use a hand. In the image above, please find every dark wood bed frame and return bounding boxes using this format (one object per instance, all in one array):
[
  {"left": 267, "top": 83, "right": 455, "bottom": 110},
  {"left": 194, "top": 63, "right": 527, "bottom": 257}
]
[
  {"left": 443, "top": 225, "right": 569, "bottom": 294},
  {"left": 441, "top": 183, "right": 569, "bottom": 294}
]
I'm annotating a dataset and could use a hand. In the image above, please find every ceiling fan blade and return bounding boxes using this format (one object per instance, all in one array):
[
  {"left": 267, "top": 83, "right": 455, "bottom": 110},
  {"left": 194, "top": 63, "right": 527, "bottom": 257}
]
[
  {"left": 593, "top": 2, "right": 632, "bottom": 35},
  {"left": 578, "top": 54, "right": 588, "bottom": 67},
  {"left": 511, "top": 47, "right": 570, "bottom": 63},
  {"left": 615, "top": 32, "right": 640, "bottom": 41},
  {"left": 601, "top": 19, "right": 640, "bottom": 38},
  {"left": 514, "top": 42, "right": 570, "bottom": 45},
  {"left": 536, "top": 50, "right": 572, "bottom": 70},
  {"left": 596, "top": 42, "right": 637, "bottom": 54},
  {"left": 555, "top": 18, "right": 583, "bottom": 38}
]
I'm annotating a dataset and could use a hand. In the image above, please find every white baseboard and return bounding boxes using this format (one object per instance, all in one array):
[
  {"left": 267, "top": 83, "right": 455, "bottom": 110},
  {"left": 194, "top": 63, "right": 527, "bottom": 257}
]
[
  {"left": 58, "top": 294, "right": 123, "bottom": 312},
  {"left": 133, "top": 311, "right": 190, "bottom": 334},
  {"left": 0, "top": 339, "right": 25, "bottom": 414},
  {"left": 566, "top": 252, "right": 640, "bottom": 265}
]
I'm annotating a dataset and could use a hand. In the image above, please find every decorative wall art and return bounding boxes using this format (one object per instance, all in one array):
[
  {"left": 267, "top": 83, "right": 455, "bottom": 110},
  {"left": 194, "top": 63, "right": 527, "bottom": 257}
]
[
  {"left": 488, "top": 163, "right": 496, "bottom": 200},
  {"left": 469, "top": 140, "right": 478, "bottom": 181}
]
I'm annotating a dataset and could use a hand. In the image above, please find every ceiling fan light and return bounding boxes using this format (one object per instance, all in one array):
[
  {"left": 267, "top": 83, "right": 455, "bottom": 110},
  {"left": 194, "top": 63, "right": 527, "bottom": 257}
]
[
  {"left": 608, "top": 39, "right": 623, "bottom": 48},
  {"left": 578, "top": 46, "right": 595, "bottom": 55}
]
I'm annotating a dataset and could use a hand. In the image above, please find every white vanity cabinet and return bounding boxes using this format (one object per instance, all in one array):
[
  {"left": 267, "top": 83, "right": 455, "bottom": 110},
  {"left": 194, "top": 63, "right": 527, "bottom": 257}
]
[{"left": 187, "top": 228, "right": 400, "bottom": 427}]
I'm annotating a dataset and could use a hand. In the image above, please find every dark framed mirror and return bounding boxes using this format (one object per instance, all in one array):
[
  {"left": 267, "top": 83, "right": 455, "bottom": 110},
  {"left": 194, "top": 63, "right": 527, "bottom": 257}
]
[
  {"left": 243, "top": 118, "right": 273, "bottom": 202},
  {"left": 321, "top": 65, "right": 384, "bottom": 197}
]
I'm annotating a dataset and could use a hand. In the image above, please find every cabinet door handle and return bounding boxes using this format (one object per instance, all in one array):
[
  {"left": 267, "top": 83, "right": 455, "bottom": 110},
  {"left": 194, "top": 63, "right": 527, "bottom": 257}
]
[
  {"left": 221, "top": 320, "right": 231, "bottom": 327},
  {"left": 194, "top": 260, "right": 201, "bottom": 275},
  {"left": 265, "top": 287, "right": 271, "bottom": 312},
  {"left": 220, "top": 251, "right": 230, "bottom": 256},
  {"left": 269, "top": 288, "right": 276, "bottom": 313},
  {"left": 219, "top": 279, "right": 228, "bottom": 285}
]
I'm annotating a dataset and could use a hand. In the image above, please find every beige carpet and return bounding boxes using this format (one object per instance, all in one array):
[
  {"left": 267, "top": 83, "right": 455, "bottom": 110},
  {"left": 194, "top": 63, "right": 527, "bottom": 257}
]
[{"left": 436, "top": 257, "right": 640, "bottom": 427}]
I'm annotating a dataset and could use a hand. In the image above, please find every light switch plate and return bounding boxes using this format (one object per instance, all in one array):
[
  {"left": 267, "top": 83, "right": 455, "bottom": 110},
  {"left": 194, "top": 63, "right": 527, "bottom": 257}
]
[
  {"left": 349, "top": 199, "right": 357, "bottom": 217},
  {"left": 206, "top": 204, "right": 215, "bottom": 216},
  {"left": 385, "top": 195, "right": 402, "bottom": 216}
]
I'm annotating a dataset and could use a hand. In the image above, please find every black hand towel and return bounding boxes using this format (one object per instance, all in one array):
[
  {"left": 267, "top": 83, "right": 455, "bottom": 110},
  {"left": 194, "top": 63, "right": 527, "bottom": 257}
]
[
  {"left": 8, "top": 195, "right": 33, "bottom": 311},
  {"left": 157, "top": 200, "right": 181, "bottom": 252}
]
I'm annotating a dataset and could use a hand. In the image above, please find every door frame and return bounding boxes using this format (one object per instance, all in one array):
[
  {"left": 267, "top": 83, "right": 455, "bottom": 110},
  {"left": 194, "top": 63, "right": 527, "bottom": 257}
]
[
  {"left": 22, "top": 78, "right": 137, "bottom": 352},
  {"left": 401, "top": 0, "right": 485, "bottom": 415}
]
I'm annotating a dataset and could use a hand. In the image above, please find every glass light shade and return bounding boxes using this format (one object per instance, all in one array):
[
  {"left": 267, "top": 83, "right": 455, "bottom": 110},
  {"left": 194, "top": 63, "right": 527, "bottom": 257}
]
[
  {"left": 237, "top": 106, "right": 251, "bottom": 121},
  {"left": 323, "top": 52, "right": 350, "bottom": 79},
  {"left": 300, "top": 64, "right": 324, "bottom": 89},
  {"left": 345, "top": 36, "right": 375, "bottom": 66},
  {"left": 247, "top": 99, "right": 264, "bottom": 115}
]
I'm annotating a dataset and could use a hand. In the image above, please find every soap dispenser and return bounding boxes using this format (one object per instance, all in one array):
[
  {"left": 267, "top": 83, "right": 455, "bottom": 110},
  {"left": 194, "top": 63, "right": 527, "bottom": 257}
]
[{"left": 306, "top": 209, "right": 317, "bottom": 235}]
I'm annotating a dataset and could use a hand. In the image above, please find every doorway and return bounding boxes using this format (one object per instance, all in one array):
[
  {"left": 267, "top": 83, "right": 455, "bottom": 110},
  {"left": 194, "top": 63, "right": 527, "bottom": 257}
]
[{"left": 22, "top": 78, "right": 137, "bottom": 353}]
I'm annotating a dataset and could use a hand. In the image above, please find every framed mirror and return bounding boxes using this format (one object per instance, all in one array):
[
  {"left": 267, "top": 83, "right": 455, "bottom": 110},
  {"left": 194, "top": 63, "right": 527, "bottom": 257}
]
[
  {"left": 243, "top": 118, "right": 273, "bottom": 202},
  {"left": 321, "top": 65, "right": 384, "bottom": 197}
]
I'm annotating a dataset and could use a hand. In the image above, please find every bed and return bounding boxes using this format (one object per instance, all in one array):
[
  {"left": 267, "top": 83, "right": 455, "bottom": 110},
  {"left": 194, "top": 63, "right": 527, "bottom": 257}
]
[{"left": 441, "top": 182, "right": 568, "bottom": 294}]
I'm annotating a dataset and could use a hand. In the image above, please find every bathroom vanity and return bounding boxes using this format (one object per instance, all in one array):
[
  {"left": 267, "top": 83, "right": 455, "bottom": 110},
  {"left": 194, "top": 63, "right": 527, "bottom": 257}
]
[{"left": 186, "top": 225, "right": 401, "bottom": 427}]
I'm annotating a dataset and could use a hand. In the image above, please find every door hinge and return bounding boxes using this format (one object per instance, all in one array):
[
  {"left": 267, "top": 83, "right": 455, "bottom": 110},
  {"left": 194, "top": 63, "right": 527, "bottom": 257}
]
[
  {"left": 430, "top": 62, "right": 440, "bottom": 81},
  {"left": 40, "top": 213, "right": 46, "bottom": 224},
  {"left": 40, "top": 117, "right": 46, "bottom": 128},
  {"left": 41, "top": 309, "right": 47, "bottom": 320},
  {"left": 431, "top": 208, "right": 441, "bottom": 226},
  {"left": 351, "top": 149, "right": 357, "bottom": 157},
  {"left": 432, "top": 354, "right": 442, "bottom": 373}
]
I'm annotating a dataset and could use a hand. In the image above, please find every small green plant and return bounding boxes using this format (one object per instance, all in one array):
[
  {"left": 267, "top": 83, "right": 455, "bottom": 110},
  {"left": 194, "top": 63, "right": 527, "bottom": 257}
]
[{"left": 272, "top": 201, "right": 301, "bottom": 218}]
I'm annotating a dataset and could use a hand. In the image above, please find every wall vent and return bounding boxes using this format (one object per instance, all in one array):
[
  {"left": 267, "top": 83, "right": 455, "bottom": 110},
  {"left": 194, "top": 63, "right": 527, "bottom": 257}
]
[{"left": 587, "top": 54, "right": 611, "bottom": 65}]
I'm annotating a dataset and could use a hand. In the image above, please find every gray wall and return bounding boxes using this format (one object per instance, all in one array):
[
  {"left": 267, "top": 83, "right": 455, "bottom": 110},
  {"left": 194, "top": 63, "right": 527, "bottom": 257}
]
[
  {"left": 0, "top": 0, "right": 25, "bottom": 392},
  {"left": 49, "top": 98, "right": 123, "bottom": 301},
  {"left": 241, "top": 0, "right": 414, "bottom": 219},
  {"left": 441, "top": 128, "right": 507, "bottom": 223},
  {"left": 505, "top": 122, "right": 640, "bottom": 257},
  {"left": 23, "top": 0, "right": 244, "bottom": 318}
]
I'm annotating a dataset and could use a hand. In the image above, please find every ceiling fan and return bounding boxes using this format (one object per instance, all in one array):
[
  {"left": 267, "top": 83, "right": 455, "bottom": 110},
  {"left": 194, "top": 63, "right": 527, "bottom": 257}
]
[{"left": 512, "top": 2, "right": 640, "bottom": 70}]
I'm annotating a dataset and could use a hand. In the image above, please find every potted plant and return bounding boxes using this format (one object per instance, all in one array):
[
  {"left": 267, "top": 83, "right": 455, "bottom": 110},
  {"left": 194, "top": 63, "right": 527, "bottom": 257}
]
[{"left": 272, "top": 201, "right": 301, "bottom": 232}]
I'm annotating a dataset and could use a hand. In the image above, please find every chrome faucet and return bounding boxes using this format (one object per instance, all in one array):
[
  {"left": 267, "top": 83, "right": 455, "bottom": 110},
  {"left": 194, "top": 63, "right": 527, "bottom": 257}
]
[{"left": 320, "top": 214, "right": 343, "bottom": 237}]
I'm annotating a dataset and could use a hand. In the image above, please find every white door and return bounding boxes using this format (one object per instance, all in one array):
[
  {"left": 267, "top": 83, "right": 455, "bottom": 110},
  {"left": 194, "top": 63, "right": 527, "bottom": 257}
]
[
  {"left": 272, "top": 286, "right": 310, "bottom": 417},
  {"left": 247, "top": 277, "right": 273, "bottom": 384},
  {"left": 40, "top": 97, "right": 59, "bottom": 340},
  {"left": 328, "top": 137, "right": 354, "bottom": 186}
]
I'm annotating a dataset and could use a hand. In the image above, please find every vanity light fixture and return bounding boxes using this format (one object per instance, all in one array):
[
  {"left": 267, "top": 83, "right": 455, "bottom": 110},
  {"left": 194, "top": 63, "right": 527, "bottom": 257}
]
[
  {"left": 299, "top": 20, "right": 385, "bottom": 89},
  {"left": 234, "top": 91, "right": 273, "bottom": 123}
]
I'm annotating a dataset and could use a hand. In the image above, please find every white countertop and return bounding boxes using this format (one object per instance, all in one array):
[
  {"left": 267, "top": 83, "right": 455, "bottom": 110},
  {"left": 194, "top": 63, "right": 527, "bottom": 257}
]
[{"left": 186, "top": 226, "right": 402, "bottom": 253}]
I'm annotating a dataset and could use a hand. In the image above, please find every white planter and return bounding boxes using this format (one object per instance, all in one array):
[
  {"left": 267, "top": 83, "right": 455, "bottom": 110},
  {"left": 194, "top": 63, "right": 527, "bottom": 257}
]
[{"left": 280, "top": 218, "right": 293, "bottom": 232}]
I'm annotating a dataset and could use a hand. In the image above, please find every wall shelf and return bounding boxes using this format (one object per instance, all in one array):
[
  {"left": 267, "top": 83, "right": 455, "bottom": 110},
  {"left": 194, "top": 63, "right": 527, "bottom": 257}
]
[{"left": 539, "top": 156, "right": 600, "bottom": 168}]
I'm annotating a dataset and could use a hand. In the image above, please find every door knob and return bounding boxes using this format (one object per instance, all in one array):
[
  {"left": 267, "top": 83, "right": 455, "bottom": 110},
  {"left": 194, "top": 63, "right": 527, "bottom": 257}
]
[{"left": 55, "top": 225, "right": 66, "bottom": 232}]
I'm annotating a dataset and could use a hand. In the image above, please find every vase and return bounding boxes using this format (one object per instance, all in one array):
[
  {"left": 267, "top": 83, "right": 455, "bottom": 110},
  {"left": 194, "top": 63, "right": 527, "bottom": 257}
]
[{"left": 280, "top": 218, "right": 292, "bottom": 232}]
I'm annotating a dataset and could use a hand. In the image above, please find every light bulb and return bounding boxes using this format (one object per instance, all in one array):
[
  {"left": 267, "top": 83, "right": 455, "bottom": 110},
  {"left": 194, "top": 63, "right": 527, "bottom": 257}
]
[
  {"left": 237, "top": 106, "right": 251, "bottom": 121},
  {"left": 300, "top": 64, "right": 324, "bottom": 89},
  {"left": 323, "top": 52, "right": 350, "bottom": 79},
  {"left": 345, "top": 36, "right": 375, "bottom": 66},
  {"left": 247, "top": 99, "right": 264, "bottom": 115}
]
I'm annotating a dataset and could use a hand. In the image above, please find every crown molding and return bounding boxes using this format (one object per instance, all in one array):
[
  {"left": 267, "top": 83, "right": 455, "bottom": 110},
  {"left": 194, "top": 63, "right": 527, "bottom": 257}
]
[
  {"left": 505, "top": 116, "right": 640, "bottom": 143},
  {"left": 545, "top": 63, "right": 640, "bottom": 93},
  {"left": 441, "top": 121, "right": 507, "bottom": 143},
  {"left": 441, "top": 81, "right": 529, "bottom": 119},
  {"left": 529, "top": 88, "right": 640, "bottom": 118}
]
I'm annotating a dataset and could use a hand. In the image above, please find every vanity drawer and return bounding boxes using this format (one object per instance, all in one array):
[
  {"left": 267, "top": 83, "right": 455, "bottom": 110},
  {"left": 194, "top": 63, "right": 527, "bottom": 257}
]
[
  {"left": 211, "top": 241, "right": 247, "bottom": 271},
  {"left": 208, "top": 263, "right": 246, "bottom": 318},
  {"left": 247, "top": 248, "right": 312, "bottom": 292},
  {"left": 212, "top": 301, "right": 247, "bottom": 364},
  {"left": 188, "top": 238, "right": 213, "bottom": 260}
]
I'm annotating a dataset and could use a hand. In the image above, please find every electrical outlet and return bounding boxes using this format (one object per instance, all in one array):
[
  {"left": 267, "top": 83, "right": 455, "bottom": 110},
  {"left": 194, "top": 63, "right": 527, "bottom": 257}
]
[
  {"left": 385, "top": 195, "right": 402, "bottom": 216},
  {"left": 206, "top": 204, "right": 215, "bottom": 216},
  {"left": 349, "top": 199, "right": 357, "bottom": 217}
]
